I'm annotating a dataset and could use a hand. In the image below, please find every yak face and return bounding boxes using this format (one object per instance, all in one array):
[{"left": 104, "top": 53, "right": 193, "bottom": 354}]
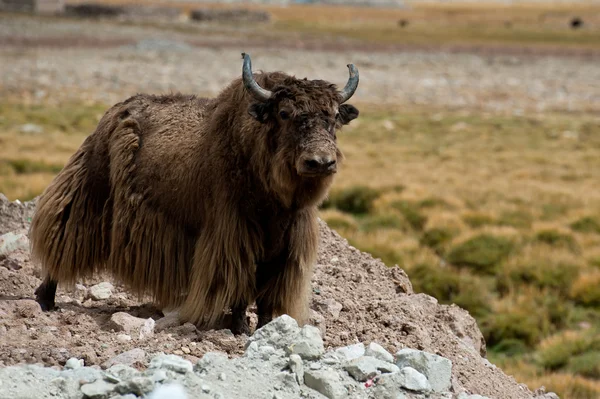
[
  {"left": 241, "top": 53, "right": 360, "bottom": 181},
  {"left": 248, "top": 85, "right": 359, "bottom": 179}
]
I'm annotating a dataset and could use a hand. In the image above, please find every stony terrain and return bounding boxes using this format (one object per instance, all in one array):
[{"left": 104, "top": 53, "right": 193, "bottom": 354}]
[
  {"left": 0, "top": 192, "right": 557, "bottom": 399},
  {"left": 1, "top": 14, "right": 599, "bottom": 114}
]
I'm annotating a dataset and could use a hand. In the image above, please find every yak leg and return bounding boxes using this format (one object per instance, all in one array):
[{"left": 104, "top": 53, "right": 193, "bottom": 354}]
[
  {"left": 34, "top": 276, "right": 58, "bottom": 311},
  {"left": 254, "top": 250, "right": 290, "bottom": 330},
  {"left": 230, "top": 301, "right": 251, "bottom": 335}
]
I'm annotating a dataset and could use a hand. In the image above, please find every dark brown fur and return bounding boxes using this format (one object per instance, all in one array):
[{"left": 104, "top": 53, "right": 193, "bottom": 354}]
[{"left": 29, "top": 69, "right": 359, "bottom": 333}]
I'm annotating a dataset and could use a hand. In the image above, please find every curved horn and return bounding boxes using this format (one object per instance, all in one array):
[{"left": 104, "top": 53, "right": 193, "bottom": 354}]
[
  {"left": 241, "top": 53, "right": 272, "bottom": 102},
  {"left": 339, "top": 63, "right": 359, "bottom": 103}
]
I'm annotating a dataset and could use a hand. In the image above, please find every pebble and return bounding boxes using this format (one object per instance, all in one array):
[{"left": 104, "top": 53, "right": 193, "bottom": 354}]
[
  {"left": 344, "top": 356, "right": 399, "bottom": 382},
  {"left": 102, "top": 349, "right": 146, "bottom": 369},
  {"left": 109, "top": 312, "right": 155, "bottom": 339},
  {"left": 0, "top": 232, "right": 29, "bottom": 256},
  {"left": 88, "top": 282, "right": 114, "bottom": 301},
  {"left": 64, "top": 358, "right": 84, "bottom": 370},
  {"left": 397, "top": 366, "right": 432, "bottom": 392},
  {"left": 288, "top": 354, "right": 304, "bottom": 385},
  {"left": 116, "top": 334, "right": 132, "bottom": 343},
  {"left": 80, "top": 379, "right": 116, "bottom": 399},
  {"left": 181, "top": 347, "right": 191, "bottom": 354},
  {"left": 149, "top": 354, "right": 193, "bottom": 374},
  {"left": 314, "top": 298, "right": 343, "bottom": 320},
  {"left": 365, "top": 342, "right": 394, "bottom": 364}
]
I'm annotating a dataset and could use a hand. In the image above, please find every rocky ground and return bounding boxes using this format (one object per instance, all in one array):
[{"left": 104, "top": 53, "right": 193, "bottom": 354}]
[
  {"left": 1, "top": 13, "right": 599, "bottom": 114},
  {"left": 0, "top": 193, "right": 557, "bottom": 399}
]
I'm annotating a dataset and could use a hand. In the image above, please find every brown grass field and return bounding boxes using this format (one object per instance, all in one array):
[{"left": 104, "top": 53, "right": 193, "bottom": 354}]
[{"left": 2, "top": 1, "right": 600, "bottom": 397}]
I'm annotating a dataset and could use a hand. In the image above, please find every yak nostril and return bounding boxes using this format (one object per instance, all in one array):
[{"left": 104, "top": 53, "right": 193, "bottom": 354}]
[
  {"left": 304, "top": 159, "right": 321, "bottom": 170},
  {"left": 303, "top": 157, "right": 336, "bottom": 172},
  {"left": 324, "top": 159, "right": 336, "bottom": 169}
]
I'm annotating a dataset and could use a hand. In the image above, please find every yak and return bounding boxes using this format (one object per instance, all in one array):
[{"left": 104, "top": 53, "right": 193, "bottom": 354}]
[{"left": 29, "top": 53, "right": 359, "bottom": 335}]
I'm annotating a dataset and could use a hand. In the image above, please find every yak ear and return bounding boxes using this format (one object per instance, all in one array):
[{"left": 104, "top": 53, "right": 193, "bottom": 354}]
[
  {"left": 339, "top": 104, "right": 359, "bottom": 125},
  {"left": 248, "top": 103, "right": 270, "bottom": 123}
]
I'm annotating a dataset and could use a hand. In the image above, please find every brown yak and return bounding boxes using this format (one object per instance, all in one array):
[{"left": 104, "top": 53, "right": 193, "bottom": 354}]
[{"left": 29, "top": 53, "right": 359, "bottom": 334}]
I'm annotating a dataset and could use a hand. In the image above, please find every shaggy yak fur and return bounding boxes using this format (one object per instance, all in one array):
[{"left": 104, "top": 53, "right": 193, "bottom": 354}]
[{"left": 29, "top": 53, "right": 360, "bottom": 334}]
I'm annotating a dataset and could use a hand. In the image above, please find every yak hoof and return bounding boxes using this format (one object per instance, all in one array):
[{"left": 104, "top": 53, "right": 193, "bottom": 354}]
[
  {"left": 230, "top": 318, "right": 251, "bottom": 336},
  {"left": 34, "top": 279, "right": 58, "bottom": 311},
  {"left": 256, "top": 315, "right": 273, "bottom": 330}
]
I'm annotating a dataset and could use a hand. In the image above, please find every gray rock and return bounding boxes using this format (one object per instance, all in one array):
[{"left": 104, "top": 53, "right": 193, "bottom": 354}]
[
  {"left": 151, "top": 370, "right": 168, "bottom": 383},
  {"left": 314, "top": 298, "right": 343, "bottom": 320},
  {"left": 285, "top": 325, "right": 324, "bottom": 360},
  {"left": 397, "top": 366, "right": 431, "bottom": 392},
  {"left": 457, "top": 394, "right": 492, "bottom": 399},
  {"left": 395, "top": 348, "right": 452, "bottom": 392},
  {"left": 105, "top": 364, "right": 139, "bottom": 383},
  {"left": 146, "top": 383, "right": 189, "bottom": 399},
  {"left": 288, "top": 354, "right": 304, "bottom": 385},
  {"left": 109, "top": 312, "right": 155, "bottom": 339},
  {"left": 365, "top": 342, "right": 394, "bottom": 364},
  {"left": 304, "top": 368, "right": 347, "bottom": 399},
  {"left": 0, "top": 232, "right": 29, "bottom": 256},
  {"left": 246, "top": 315, "right": 301, "bottom": 352},
  {"left": 195, "top": 352, "right": 229, "bottom": 374},
  {"left": 64, "top": 357, "right": 84, "bottom": 370},
  {"left": 155, "top": 311, "right": 181, "bottom": 332},
  {"left": 80, "top": 379, "right": 117, "bottom": 399},
  {"left": 149, "top": 354, "right": 193, "bottom": 374},
  {"left": 308, "top": 309, "right": 326, "bottom": 337},
  {"left": 344, "top": 356, "right": 399, "bottom": 382},
  {"left": 334, "top": 343, "right": 365, "bottom": 361},
  {"left": 89, "top": 282, "right": 114, "bottom": 300},
  {"left": 102, "top": 348, "right": 146, "bottom": 369},
  {"left": 115, "top": 376, "right": 155, "bottom": 396}
]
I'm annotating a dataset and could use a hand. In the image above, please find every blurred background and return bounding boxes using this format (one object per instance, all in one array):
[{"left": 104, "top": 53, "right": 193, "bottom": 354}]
[{"left": 1, "top": 0, "right": 599, "bottom": 397}]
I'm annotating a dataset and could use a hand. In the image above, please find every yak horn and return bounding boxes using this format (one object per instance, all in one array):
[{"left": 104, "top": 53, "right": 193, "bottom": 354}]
[
  {"left": 339, "top": 64, "right": 359, "bottom": 103},
  {"left": 241, "top": 53, "right": 272, "bottom": 102}
]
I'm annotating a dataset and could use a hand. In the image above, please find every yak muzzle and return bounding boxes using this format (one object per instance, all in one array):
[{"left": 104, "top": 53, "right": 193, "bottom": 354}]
[{"left": 297, "top": 153, "right": 337, "bottom": 177}]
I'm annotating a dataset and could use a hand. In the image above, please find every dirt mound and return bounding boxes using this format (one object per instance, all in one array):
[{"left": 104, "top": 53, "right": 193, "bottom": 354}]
[{"left": 0, "top": 194, "right": 547, "bottom": 398}]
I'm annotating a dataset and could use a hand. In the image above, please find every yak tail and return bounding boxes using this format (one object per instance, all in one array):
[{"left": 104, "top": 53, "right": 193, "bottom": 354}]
[
  {"left": 257, "top": 209, "right": 319, "bottom": 325},
  {"left": 29, "top": 139, "right": 113, "bottom": 289}
]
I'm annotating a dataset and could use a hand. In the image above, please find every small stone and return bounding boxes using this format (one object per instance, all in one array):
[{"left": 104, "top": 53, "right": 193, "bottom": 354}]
[
  {"left": 309, "top": 362, "right": 322, "bottom": 370},
  {"left": 330, "top": 257, "right": 339, "bottom": 263},
  {"left": 173, "top": 350, "right": 184, "bottom": 356},
  {"left": 395, "top": 348, "right": 452, "bottom": 392},
  {"left": 116, "top": 334, "right": 132, "bottom": 343},
  {"left": 155, "top": 311, "right": 181, "bottom": 332},
  {"left": 74, "top": 284, "right": 88, "bottom": 301},
  {"left": 15, "top": 299, "right": 41, "bottom": 318},
  {"left": 334, "top": 343, "right": 365, "bottom": 361},
  {"left": 0, "top": 232, "right": 29, "bottom": 256},
  {"left": 64, "top": 357, "right": 84, "bottom": 370},
  {"left": 285, "top": 325, "right": 324, "bottom": 360},
  {"left": 195, "top": 352, "right": 229, "bottom": 374},
  {"left": 19, "top": 123, "right": 43, "bottom": 135},
  {"left": 304, "top": 368, "right": 347, "bottom": 399},
  {"left": 308, "top": 309, "right": 326, "bottom": 337},
  {"left": 397, "top": 366, "right": 432, "bottom": 392},
  {"left": 181, "top": 347, "right": 191, "bottom": 354},
  {"left": 149, "top": 354, "right": 193, "bottom": 374},
  {"left": 80, "top": 379, "right": 117, "bottom": 399},
  {"left": 201, "top": 384, "right": 210, "bottom": 393},
  {"left": 218, "top": 372, "right": 226, "bottom": 381},
  {"left": 365, "top": 342, "right": 394, "bottom": 363},
  {"left": 108, "top": 312, "right": 155, "bottom": 339},
  {"left": 314, "top": 298, "right": 343, "bottom": 320},
  {"left": 102, "top": 348, "right": 146, "bottom": 369},
  {"left": 106, "top": 364, "right": 139, "bottom": 382},
  {"left": 288, "top": 354, "right": 304, "bottom": 385},
  {"left": 344, "top": 356, "right": 399, "bottom": 382},
  {"left": 89, "top": 282, "right": 114, "bottom": 301}
]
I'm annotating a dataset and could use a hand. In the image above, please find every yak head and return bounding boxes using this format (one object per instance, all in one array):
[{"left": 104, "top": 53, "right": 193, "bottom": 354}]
[{"left": 241, "top": 53, "right": 359, "bottom": 181}]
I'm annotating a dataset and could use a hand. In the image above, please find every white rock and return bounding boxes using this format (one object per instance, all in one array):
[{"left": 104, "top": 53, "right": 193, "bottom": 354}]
[
  {"left": 397, "top": 366, "right": 432, "bottom": 392},
  {"left": 344, "top": 356, "right": 399, "bottom": 382},
  {"left": 288, "top": 354, "right": 304, "bottom": 385},
  {"left": 246, "top": 315, "right": 301, "bottom": 352},
  {"left": 109, "top": 312, "right": 155, "bottom": 339},
  {"left": 102, "top": 348, "right": 146, "bottom": 369},
  {"left": 117, "top": 334, "right": 132, "bottom": 342},
  {"left": 334, "top": 343, "right": 365, "bottom": 361},
  {"left": 365, "top": 342, "right": 394, "bottom": 363},
  {"left": 0, "top": 232, "right": 29, "bottom": 256},
  {"left": 304, "top": 368, "right": 347, "bottom": 399},
  {"left": 147, "top": 384, "right": 188, "bottom": 399},
  {"left": 285, "top": 325, "right": 324, "bottom": 360},
  {"left": 395, "top": 348, "right": 452, "bottom": 393},
  {"left": 64, "top": 358, "right": 83, "bottom": 370},
  {"left": 88, "top": 282, "right": 113, "bottom": 301},
  {"left": 149, "top": 354, "right": 193, "bottom": 374},
  {"left": 80, "top": 379, "right": 116, "bottom": 399}
]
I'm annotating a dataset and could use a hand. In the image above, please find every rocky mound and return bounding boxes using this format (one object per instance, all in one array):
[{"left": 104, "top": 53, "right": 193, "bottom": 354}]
[{"left": 0, "top": 194, "right": 556, "bottom": 399}]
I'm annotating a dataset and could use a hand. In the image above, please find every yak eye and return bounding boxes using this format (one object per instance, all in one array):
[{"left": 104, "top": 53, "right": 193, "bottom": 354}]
[{"left": 279, "top": 110, "right": 289, "bottom": 120}]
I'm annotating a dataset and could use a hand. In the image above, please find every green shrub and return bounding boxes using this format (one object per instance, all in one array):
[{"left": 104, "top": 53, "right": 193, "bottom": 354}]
[
  {"left": 462, "top": 213, "right": 495, "bottom": 228},
  {"left": 537, "top": 331, "right": 592, "bottom": 371},
  {"left": 420, "top": 227, "right": 456, "bottom": 253},
  {"left": 496, "top": 210, "right": 533, "bottom": 229},
  {"left": 481, "top": 310, "right": 547, "bottom": 348},
  {"left": 321, "top": 211, "right": 358, "bottom": 232},
  {"left": 390, "top": 200, "right": 427, "bottom": 231},
  {"left": 570, "top": 217, "right": 600, "bottom": 234},
  {"left": 568, "top": 351, "right": 600, "bottom": 379},
  {"left": 409, "top": 263, "right": 492, "bottom": 318},
  {"left": 503, "top": 258, "right": 580, "bottom": 298},
  {"left": 535, "top": 229, "right": 580, "bottom": 253},
  {"left": 360, "top": 213, "right": 406, "bottom": 232},
  {"left": 418, "top": 197, "right": 449, "bottom": 209},
  {"left": 570, "top": 271, "right": 600, "bottom": 307},
  {"left": 323, "top": 186, "right": 380, "bottom": 215},
  {"left": 447, "top": 234, "right": 514, "bottom": 274},
  {"left": 490, "top": 339, "right": 530, "bottom": 356}
]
